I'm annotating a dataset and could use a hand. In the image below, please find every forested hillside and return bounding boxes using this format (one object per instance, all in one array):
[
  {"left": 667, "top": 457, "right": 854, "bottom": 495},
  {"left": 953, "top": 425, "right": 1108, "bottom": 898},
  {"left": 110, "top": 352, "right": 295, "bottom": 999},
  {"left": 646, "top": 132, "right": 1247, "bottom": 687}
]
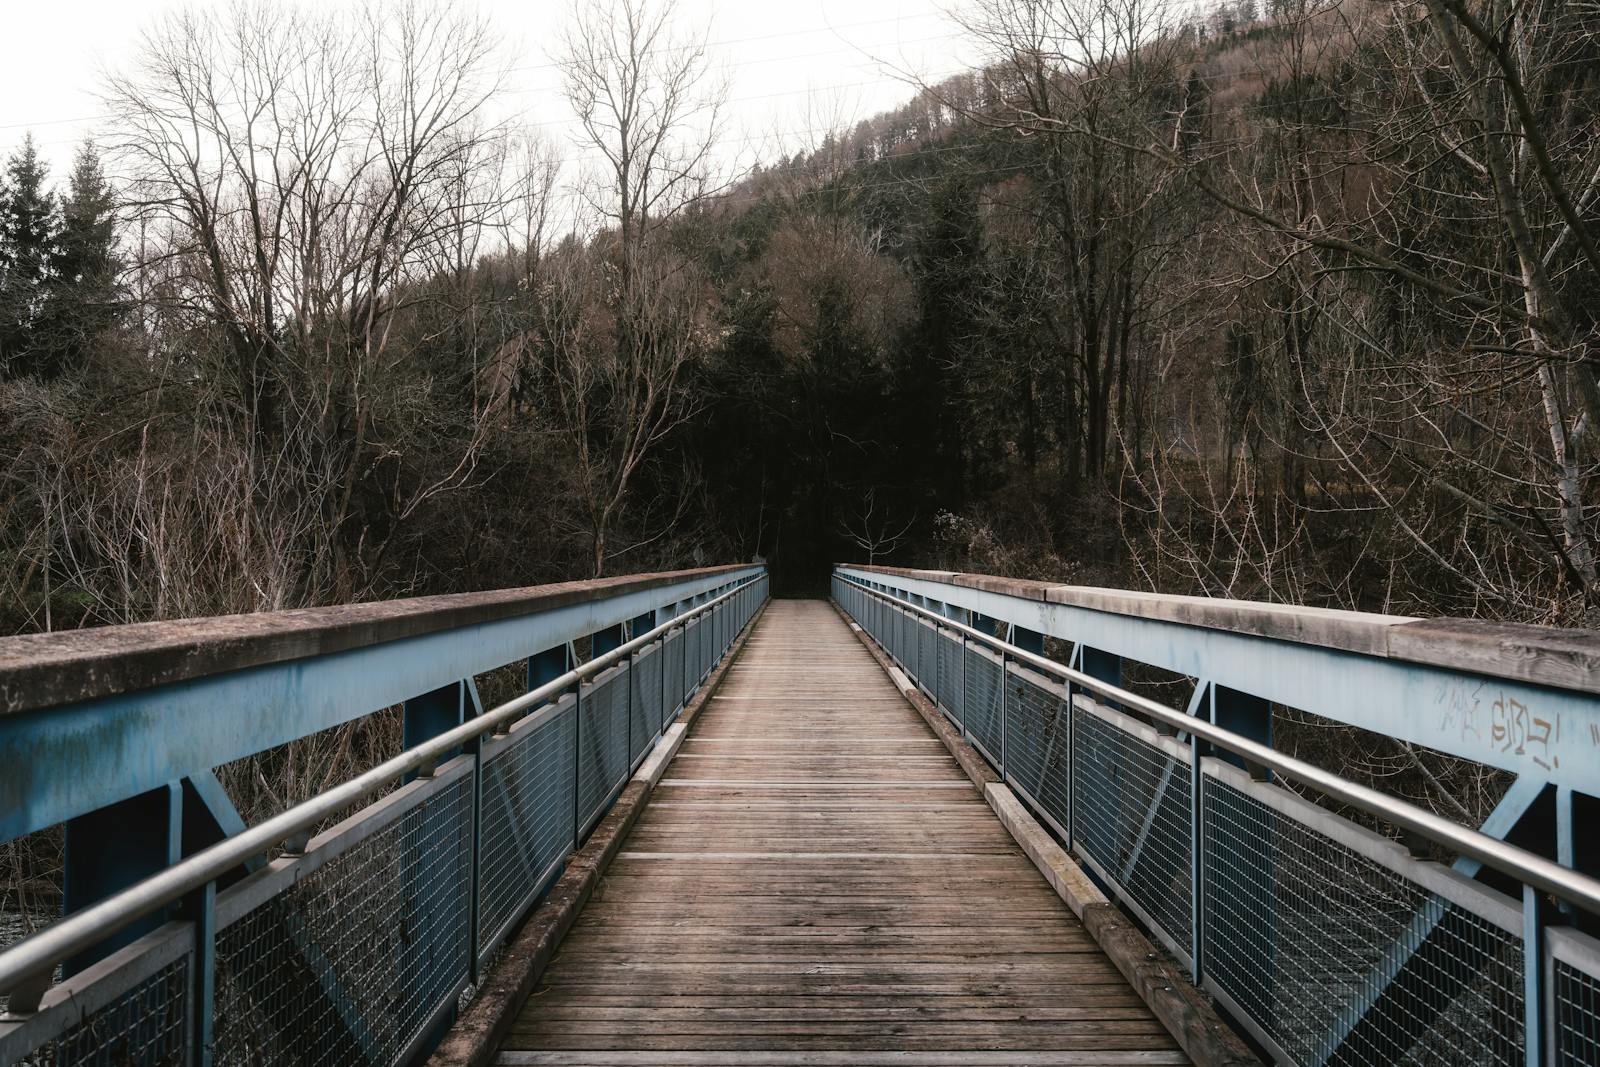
[{"left": 2, "top": 0, "right": 1597, "bottom": 626}]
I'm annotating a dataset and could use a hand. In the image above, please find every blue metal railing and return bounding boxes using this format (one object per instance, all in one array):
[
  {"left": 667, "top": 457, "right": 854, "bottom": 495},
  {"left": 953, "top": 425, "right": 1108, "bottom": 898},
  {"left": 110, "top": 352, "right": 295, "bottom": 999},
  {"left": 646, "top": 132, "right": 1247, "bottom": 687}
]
[
  {"left": 0, "top": 566, "right": 768, "bottom": 1066},
  {"left": 835, "top": 567, "right": 1600, "bottom": 1067}
]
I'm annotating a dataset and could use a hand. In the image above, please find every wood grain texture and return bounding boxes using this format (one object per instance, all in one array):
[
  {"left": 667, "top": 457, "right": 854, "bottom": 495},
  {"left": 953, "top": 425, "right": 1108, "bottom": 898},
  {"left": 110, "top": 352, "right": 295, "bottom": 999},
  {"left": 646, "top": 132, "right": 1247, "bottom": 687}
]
[{"left": 498, "top": 600, "right": 1189, "bottom": 1066}]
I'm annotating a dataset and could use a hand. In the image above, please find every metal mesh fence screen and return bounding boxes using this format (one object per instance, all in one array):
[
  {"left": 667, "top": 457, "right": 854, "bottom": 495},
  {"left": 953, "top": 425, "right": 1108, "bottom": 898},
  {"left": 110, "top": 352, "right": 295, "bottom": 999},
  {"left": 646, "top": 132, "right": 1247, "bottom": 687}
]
[
  {"left": 478, "top": 708, "right": 577, "bottom": 959},
  {"left": 916, "top": 616, "right": 935, "bottom": 692},
  {"left": 936, "top": 630, "right": 962, "bottom": 725},
  {"left": 682, "top": 618, "right": 702, "bottom": 693},
  {"left": 1555, "top": 954, "right": 1600, "bottom": 1067},
  {"left": 1204, "top": 771, "right": 1523, "bottom": 1067},
  {"left": 576, "top": 668, "right": 630, "bottom": 833},
  {"left": 662, "top": 628, "right": 684, "bottom": 725},
  {"left": 12, "top": 954, "right": 190, "bottom": 1067},
  {"left": 630, "top": 644, "right": 663, "bottom": 763},
  {"left": 1071, "top": 704, "right": 1193, "bottom": 951},
  {"left": 213, "top": 772, "right": 473, "bottom": 1067},
  {"left": 1002, "top": 665, "right": 1072, "bottom": 835},
  {"left": 962, "top": 643, "right": 1002, "bottom": 761}
]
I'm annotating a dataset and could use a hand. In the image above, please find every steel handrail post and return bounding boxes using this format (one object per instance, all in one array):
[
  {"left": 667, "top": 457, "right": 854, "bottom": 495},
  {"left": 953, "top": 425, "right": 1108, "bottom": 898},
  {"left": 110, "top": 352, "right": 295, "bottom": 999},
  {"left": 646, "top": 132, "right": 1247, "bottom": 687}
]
[
  {"left": 467, "top": 726, "right": 485, "bottom": 984},
  {"left": 999, "top": 647, "right": 1008, "bottom": 779},
  {"left": 1189, "top": 724, "right": 1204, "bottom": 985},
  {"left": 187, "top": 879, "right": 216, "bottom": 1067},
  {"left": 570, "top": 673, "right": 583, "bottom": 851}
]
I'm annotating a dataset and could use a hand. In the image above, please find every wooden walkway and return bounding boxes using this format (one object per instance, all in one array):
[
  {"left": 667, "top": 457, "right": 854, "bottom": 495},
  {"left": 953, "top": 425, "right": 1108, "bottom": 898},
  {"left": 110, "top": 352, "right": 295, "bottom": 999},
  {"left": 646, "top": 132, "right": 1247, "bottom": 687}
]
[{"left": 497, "top": 599, "right": 1188, "bottom": 1066}]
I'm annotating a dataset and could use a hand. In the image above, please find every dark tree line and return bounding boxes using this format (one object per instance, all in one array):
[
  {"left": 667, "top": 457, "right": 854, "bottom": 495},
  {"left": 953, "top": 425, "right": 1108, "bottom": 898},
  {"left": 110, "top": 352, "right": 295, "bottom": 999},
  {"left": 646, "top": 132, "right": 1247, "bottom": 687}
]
[{"left": 3, "top": 0, "right": 1598, "bottom": 627}]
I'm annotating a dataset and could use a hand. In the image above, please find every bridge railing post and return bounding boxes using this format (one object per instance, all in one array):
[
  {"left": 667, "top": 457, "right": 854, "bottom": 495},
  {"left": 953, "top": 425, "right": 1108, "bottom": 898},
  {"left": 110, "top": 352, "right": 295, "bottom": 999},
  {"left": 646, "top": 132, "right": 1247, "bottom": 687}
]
[
  {"left": 1064, "top": 676, "right": 1075, "bottom": 854},
  {"left": 1524, "top": 884, "right": 1549, "bottom": 1067},
  {"left": 1189, "top": 717, "right": 1205, "bottom": 986},
  {"left": 959, "top": 628, "right": 969, "bottom": 741},
  {"left": 570, "top": 674, "right": 583, "bottom": 852},
  {"left": 998, "top": 647, "right": 1008, "bottom": 779},
  {"left": 186, "top": 879, "right": 217, "bottom": 1067}
]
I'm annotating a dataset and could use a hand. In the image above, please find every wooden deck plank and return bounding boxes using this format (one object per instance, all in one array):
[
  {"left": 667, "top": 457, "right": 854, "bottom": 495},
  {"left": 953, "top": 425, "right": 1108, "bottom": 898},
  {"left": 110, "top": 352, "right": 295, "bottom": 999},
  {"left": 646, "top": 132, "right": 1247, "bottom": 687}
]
[{"left": 498, "top": 600, "right": 1187, "bottom": 1065}]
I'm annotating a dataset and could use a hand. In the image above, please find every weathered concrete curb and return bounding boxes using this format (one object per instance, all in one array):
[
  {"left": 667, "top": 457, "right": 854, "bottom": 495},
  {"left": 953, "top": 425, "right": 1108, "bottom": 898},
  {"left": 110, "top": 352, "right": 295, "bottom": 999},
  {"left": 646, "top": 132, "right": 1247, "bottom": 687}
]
[
  {"left": 983, "top": 781, "right": 1105, "bottom": 918},
  {"left": 832, "top": 599, "right": 1261, "bottom": 1067},
  {"left": 427, "top": 600, "right": 769, "bottom": 1067}
]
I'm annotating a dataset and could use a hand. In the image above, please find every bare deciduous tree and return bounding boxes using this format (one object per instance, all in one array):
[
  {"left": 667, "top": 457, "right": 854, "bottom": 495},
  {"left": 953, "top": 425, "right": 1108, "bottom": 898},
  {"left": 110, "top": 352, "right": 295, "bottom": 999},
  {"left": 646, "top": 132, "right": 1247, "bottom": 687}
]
[
  {"left": 547, "top": 0, "right": 728, "bottom": 576},
  {"left": 100, "top": 0, "right": 512, "bottom": 606},
  {"left": 838, "top": 488, "right": 915, "bottom": 564}
]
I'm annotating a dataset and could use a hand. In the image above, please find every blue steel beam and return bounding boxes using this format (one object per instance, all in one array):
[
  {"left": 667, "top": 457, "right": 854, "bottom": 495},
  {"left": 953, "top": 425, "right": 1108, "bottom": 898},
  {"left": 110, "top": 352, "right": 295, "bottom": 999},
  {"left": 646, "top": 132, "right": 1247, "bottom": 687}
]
[
  {"left": 836, "top": 567, "right": 1600, "bottom": 794},
  {"left": 180, "top": 771, "right": 260, "bottom": 887},
  {"left": 61, "top": 784, "right": 180, "bottom": 978},
  {"left": 591, "top": 623, "right": 625, "bottom": 658},
  {"left": 0, "top": 568, "right": 760, "bottom": 843}
]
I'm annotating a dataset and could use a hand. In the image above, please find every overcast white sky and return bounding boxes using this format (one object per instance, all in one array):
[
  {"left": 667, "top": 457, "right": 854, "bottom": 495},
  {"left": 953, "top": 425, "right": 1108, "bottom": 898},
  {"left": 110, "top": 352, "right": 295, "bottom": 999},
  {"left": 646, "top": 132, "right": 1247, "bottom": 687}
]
[{"left": 0, "top": 0, "right": 978, "bottom": 190}]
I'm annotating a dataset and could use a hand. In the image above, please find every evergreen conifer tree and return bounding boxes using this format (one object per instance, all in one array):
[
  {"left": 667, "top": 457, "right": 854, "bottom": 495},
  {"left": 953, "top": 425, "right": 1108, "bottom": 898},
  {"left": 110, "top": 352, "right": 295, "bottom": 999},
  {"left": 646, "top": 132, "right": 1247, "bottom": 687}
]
[
  {"left": 47, "top": 141, "right": 121, "bottom": 375},
  {"left": 0, "top": 134, "right": 59, "bottom": 377}
]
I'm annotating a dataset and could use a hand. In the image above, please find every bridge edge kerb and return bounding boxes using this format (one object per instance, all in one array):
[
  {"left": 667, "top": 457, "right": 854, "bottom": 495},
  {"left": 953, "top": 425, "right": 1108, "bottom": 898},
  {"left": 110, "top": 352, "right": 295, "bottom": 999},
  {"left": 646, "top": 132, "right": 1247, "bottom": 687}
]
[
  {"left": 426, "top": 597, "right": 769, "bottom": 1067},
  {"left": 832, "top": 596, "right": 1264, "bottom": 1067},
  {"left": 0, "top": 564, "right": 756, "bottom": 717},
  {"left": 840, "top": 563, "right": 1600, "bottom": 697}
]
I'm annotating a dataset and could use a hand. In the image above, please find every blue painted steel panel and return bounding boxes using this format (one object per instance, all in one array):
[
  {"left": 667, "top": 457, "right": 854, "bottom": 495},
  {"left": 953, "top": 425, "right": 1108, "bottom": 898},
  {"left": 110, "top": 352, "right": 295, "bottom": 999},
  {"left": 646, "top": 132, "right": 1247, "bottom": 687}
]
[
  {"left": 0, "top": 568, "right": 761, "bottom": 842},
  {"left": 836, "top": 567, "right": 1600, "bottom": 793}
]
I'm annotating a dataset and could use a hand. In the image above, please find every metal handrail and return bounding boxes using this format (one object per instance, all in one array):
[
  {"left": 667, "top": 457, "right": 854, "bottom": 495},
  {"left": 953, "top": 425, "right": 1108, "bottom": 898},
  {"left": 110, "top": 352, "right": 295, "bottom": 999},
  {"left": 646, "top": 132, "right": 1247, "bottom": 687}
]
[
  {"left": 0, "top": 574, "right": 762, "bottom": 998},
  {"left": 841, "top": 575, "right": 1600, "bottom": 917}
]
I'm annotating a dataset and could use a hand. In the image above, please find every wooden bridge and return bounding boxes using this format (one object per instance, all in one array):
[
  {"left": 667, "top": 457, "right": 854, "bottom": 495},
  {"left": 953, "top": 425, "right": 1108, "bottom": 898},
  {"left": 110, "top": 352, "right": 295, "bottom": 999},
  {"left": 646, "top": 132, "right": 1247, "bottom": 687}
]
[
  {"left": 2, "top": 563, "right": 1599, "bottom": 1067},
  {"left": 498, "top": 600, "right": 1189, "bottom": 1065}
]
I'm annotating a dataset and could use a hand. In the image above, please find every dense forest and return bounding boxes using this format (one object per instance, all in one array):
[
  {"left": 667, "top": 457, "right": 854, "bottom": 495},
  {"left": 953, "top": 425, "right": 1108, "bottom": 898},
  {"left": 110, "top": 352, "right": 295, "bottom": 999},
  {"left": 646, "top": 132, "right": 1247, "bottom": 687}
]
[{"left": 1, "top": 0, "right": 1597, "bottom": 632}]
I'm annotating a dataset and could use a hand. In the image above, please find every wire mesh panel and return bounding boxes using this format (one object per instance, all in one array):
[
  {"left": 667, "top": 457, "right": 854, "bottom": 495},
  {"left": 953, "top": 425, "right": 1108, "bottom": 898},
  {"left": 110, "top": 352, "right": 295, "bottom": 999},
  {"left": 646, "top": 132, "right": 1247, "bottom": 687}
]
[
  {"left": 682, "top": 617, "right": 703, "bottom": 693},
  {"left": 213, "top": 765, "right": 474, "bottom": 1067},
  {"left": 1002, "top": 663, "right": 1072, "bottom": 838},
  {"left": 1201, "top": 760, "right": 1524, "bottom": 1067},
  {"left": 576, "top": 666, "right": 630, "bottom": 834},
  {"left": 1551, "top": 928, "right": 1600, "bottom": 1067},
  {"left": 661, "top": 628, "right": 684, "bottom": 726},
  {"left": 962, "top": 642, "right": 1003, "bottom": 762},
  {"left": 916, "top": 615, "right": 936, "bottom": 693},
  {"left": 0, "top": 925, "right": 192, "bottom": 1067},
  {"left": 936, "top": 628, "right": 963, "bottom": 726},
  {"left": 630, "top": 643, "right": 663, "bottom": 765},
  {"left": 1070, "top": 700, "right": 1192, "bottom": 955},
  {"left": 477, "top": 701, "right": 577, "bottom": 961}
]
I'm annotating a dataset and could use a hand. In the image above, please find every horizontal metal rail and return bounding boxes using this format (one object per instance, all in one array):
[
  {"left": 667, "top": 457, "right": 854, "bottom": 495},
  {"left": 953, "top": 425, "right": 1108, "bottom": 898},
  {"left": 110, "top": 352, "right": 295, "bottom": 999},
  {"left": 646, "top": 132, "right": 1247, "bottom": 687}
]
[
  {"left": 839, "top": 575, "right": 1600, "bottom": 918},
  {"left": 0, "top": 574, "right": 762, "bottom": 1000}
]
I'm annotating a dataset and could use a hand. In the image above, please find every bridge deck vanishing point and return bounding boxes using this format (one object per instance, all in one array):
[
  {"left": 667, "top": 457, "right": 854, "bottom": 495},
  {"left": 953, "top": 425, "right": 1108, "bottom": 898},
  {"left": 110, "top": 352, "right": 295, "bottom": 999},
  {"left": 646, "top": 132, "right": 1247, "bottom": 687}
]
[{"left": 496, "top": 599, "right": 1189, "bottom": 1066}]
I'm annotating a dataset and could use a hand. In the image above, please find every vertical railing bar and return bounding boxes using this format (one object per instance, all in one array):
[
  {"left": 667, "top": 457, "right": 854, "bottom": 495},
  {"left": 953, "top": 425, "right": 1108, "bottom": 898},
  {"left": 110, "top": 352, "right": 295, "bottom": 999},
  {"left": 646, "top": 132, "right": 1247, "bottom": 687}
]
[
  {"left": 659, "top": 616, "right": 669, "bottom": 734},
  {"left": 999, "top": 647, "right": 1008, "bottom": 779},
  {"left": 1190, "top": 724, "right": 1205, "bottom": 985},
  {"left": 188, "top": 879, "right": 216, "bottom": 1067},
  {"left": 467, "top": 728, "right": 484, "bottom": 986},
  {"left": 1065, "top": 677, "right": 1075, "bottom": 853},
  {"left": 960, "top": 629, "right": 969, "bottom": 740},
  {"left": 1524, "top": 882, "right": 1546, "bottom": 1067},
  {"left": 571, "top": 677, "right": 583, "bottom": 852},
  {"left": 624, "top": 642, "right": 634, "bottom": 786}
]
